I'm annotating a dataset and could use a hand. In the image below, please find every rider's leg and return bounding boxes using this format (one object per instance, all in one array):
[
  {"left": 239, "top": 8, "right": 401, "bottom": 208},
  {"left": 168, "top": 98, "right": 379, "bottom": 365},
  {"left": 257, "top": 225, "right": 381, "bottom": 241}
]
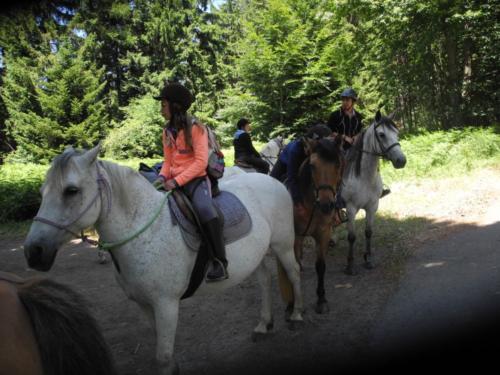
[
  {"left": 183, "top": 177, "right": 228, "bottom": 281},
  {"left": 246, "top": 155, "right": 270, "bottom": 174}
]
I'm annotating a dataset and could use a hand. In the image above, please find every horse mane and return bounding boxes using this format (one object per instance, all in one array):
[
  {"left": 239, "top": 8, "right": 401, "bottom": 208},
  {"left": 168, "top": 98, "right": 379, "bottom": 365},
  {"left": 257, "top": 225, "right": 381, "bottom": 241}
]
[
  {"left": 345, "top": 130, "right": 366, "bottom": 178},
  {"left": 17, "top": 277, "right": 118, "bottom": 375}
]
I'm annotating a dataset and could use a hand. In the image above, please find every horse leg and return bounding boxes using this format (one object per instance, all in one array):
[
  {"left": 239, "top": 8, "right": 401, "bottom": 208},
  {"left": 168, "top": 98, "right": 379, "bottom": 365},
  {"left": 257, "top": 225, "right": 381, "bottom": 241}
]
[
  {"left": 294, "top": 235, "right": 305, "bottom": 271},
  {"left": 345, "top": 206, "right": 358, "bottom": 275},
  {"left": 274, "top": 247, "right": 304, "bottom": 329},
  {"left": 153, "top": 298, "right": 180, "bottom": 375},
  {"left": 363, "top": 206, "right": 377, "bottom": 269},
  {"left": 314, "top": 232, "right": 330, "bottom": 314},
  {"left": 252, "top": 259, "right": 274, "bottom": 342}
]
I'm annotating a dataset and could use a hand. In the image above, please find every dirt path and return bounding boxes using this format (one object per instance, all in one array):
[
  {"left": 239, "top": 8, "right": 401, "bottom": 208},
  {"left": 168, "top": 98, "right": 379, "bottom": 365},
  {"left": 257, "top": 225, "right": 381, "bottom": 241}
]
[{"left": 1, "top": 168, "right": 499, "bottom": 374}]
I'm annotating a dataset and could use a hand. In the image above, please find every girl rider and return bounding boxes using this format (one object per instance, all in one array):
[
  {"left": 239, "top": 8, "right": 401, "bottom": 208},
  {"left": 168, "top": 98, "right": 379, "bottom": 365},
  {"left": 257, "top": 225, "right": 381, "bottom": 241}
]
[{"left": 153, "top": 82, "right": 228, "bottom": 282}]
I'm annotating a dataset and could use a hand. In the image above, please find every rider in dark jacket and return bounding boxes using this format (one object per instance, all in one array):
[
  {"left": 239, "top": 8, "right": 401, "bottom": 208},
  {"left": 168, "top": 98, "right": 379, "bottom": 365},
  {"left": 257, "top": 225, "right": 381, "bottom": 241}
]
[
  {"left": 233, "top": 118, "right": 269, "bottom": 174},
  {"left": 270, "top": 124, "right": 332, "bottom": 206},
  {"left": 327, "top": 87, "right": 363, "bottom": 151}
]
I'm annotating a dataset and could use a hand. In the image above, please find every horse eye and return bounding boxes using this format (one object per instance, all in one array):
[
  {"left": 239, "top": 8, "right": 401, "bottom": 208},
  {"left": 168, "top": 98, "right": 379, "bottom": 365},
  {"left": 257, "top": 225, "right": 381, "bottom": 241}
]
[
  {"left": 64, "top": 186, "right": 79, "bottom": 196},
  {"left": 378, "top": 132, "right": 386, "bottom": 138}
]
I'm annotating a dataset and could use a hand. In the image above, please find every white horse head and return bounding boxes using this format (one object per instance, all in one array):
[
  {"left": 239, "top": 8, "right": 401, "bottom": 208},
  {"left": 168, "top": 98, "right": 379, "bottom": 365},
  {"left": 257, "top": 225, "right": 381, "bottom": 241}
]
[
  {"left": 366, "top": 110, "right": 407, "bottom": 169},
  {"left": 24, "top": 145, "right": 107, "bottom": 270}
]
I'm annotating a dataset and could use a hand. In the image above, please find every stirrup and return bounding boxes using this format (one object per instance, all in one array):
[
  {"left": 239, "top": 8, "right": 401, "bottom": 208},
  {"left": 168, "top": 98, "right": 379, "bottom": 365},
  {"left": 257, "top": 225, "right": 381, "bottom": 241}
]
[{"left": 205, "top": 258, "right": 228, "bottom": 282}]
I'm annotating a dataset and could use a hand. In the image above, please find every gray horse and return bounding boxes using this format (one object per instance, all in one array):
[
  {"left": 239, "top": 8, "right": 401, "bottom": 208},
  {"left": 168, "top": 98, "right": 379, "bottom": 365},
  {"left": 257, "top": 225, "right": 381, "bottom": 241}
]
[{"left": 341, "top": 110, "right": 407, "bottom": 274}]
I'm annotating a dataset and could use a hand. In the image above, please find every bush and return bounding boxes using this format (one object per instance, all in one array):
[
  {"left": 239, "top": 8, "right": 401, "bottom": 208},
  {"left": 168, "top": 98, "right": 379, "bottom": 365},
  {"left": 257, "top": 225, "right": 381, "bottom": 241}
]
[
  {"left": 103, "top": 96, "right": 164, "bottom": 159},
  {"left": 0, "top": 163, "right": 48, "bottom": 221}
]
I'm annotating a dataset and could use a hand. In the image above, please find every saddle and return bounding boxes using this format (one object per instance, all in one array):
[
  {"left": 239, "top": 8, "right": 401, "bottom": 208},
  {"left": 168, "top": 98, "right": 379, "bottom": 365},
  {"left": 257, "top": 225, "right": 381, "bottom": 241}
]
[
  {"left": 168, "top": 189, "right": 252, "bottom": 299},
  {"left": 234, "top": 159, "right": 255, "bottom": 170}
]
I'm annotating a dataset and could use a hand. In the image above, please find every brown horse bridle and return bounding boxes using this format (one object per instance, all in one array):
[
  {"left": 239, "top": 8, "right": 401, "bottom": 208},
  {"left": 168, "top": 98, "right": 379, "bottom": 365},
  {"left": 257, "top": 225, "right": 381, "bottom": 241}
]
[
  {"left": 32, "top": 162, "right": 111, "bottom": 246},
  {"left": 300, "top": 156, "right": 345, "bottom": 236}
]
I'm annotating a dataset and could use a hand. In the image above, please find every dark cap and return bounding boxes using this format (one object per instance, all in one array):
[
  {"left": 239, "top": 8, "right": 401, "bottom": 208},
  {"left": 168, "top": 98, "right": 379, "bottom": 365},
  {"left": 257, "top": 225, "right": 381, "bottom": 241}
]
[
  {"left": 154, "top": 82, "right": 193, "bottom": 111},
  {"left": 340, "top": 87, "right": 358, "bottom": 101}
]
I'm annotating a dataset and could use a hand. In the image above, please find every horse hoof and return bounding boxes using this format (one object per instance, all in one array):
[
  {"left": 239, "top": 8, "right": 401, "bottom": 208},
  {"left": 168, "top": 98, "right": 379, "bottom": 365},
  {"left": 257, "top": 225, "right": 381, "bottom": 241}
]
[
  {"left": 284, "top": 304, "right": 294, "bottom": 322},
  {"left": 288, "top": 320, "right": 304, "bottom": 331},
  {"left": 364, "top": 262, "right": 374, "bottom": 270},
  {"left": 266, "top": 320, "right": 274, "bottom": 331},
  {"left": 315, "top": 302, "right": 330, "bottom": 314},
  {"left": 251, "top": 331, "right": 271, "bottom": 342},
  {"left": 344, "top": 267, "right": 357, "bottom": 276}
]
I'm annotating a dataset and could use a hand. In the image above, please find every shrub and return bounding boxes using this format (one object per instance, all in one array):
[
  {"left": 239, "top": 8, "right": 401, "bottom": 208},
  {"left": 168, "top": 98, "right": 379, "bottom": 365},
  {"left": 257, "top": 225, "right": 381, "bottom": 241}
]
[{"left": 0, "top": 163, "right": 48, "bottom": 221}]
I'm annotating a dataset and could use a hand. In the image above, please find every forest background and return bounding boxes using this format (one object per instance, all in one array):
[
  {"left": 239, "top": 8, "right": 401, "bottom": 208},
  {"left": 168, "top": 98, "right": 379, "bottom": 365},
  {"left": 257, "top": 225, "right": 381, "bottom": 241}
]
[{"left": 0, "top": 0, "right": 498, "bottom": 163}]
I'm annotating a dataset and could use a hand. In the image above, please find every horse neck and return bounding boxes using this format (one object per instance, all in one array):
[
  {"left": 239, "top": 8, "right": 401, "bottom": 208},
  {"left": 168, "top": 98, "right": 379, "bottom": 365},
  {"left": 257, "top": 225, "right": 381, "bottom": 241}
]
[
  {"left": 358, "top": 127, "right": 380, "bottom": 181},
  {"left": 94, "top": 162, "right": 167, "bottom": 242}
]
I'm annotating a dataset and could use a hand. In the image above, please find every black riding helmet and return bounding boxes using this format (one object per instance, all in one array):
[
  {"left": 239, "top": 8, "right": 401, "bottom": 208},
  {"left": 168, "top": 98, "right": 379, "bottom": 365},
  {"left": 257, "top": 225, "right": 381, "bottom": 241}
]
[
  {"left": 305, "top": 124, "right": 332, "bottom": 140},
  {"left": 340, "top": 87, "right": 358, "bottom": 101},
  {"left": 154, "top": 82, "right": 193, "bottom": 111}
]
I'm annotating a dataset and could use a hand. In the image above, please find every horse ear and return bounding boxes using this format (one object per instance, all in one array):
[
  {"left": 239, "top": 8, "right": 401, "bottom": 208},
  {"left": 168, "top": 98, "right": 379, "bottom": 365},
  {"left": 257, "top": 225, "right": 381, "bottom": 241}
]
[
  {"left": 81, "top": 143, "right": 102, "bottom": 166},
  {"left": 375, "top": 109, "right": 382, "bottom": 122},
  {"left": 388, "top": 111, "right": 396, "bottom": 120}
]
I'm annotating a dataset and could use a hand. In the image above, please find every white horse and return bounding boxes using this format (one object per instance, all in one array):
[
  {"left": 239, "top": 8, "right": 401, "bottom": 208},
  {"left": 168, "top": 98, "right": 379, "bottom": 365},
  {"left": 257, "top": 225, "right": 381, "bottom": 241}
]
[
  {"left": 23, "top": 145, "right": 304, "bottom": 375},
  {"left": 225, "top": 136, "right": 285, "bottom": 177},
  {"left": 259, "top": 135, "right": 285, "bottom": 169},
  {"left": 341, "top": 110, "right": 407, "bottom": 275}
]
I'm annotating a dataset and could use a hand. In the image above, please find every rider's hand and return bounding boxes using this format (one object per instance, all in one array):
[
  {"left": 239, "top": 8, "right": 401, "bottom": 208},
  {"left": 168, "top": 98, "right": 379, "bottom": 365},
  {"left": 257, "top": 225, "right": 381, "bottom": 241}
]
[
  {"left": 343, "top": 135, "right": 354, "bottom": 144},
  {"left": 153, "top": 176, "right": 165, "bottom": 190},
  {"left": 164, "top": 179, "right": 178, "bottom": 191}
]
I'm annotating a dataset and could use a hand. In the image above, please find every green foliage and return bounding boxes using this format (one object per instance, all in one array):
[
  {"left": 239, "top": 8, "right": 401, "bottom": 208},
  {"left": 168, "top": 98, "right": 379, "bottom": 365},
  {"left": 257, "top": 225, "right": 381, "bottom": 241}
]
[
  {"left": 0, "top": 163, "right": 48, "bottom": 221},
  {"left": 381, "top": 126, "right": 500, "bottom": 183},
  {"left": 103, "top": 95, "right": 164, "bottom": 158}
]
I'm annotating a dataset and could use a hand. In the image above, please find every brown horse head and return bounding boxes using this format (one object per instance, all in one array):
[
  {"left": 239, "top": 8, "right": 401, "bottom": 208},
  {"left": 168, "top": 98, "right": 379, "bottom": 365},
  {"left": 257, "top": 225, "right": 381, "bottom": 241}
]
[{"left": 301, "top": 137, "right": 344, "bottom": 215}]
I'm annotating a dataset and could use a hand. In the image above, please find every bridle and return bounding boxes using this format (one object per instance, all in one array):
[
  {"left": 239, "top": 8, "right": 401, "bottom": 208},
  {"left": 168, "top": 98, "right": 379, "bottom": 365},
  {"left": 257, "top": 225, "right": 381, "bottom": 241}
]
[
  {"left": 301, "top": 155, "right": 343, "bottom": 236},
  {"left": 363, "top": 121, "right": 400, "bottom": 159},
  {"left": 32, "top": 161, "right": 170, "bottom": 252},
  {"left": 260, "top": 138, "right": 285, "bottom": 168},
  {"left": 32, "top": 163, "right": 112, "bottom": 246}
]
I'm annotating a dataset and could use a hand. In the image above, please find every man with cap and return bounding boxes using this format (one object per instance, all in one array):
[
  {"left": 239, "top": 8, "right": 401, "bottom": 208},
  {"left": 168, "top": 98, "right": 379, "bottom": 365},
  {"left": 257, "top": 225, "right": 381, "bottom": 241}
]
[
  {"left": 153, "top": 81, "right": 229, "bottom": 282},
  {"left": 327, "top": 87, "right": 364, "bottom": 151}
]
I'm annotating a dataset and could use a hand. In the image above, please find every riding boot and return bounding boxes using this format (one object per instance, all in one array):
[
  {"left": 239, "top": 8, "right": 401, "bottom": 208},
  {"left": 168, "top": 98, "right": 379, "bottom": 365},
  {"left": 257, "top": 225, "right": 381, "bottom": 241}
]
[
  {"left": 380, "top": 187, "right": 391, "bottom": 198},
  {"left": 203, "top": 217, "right": 228, "bottom": 282}
]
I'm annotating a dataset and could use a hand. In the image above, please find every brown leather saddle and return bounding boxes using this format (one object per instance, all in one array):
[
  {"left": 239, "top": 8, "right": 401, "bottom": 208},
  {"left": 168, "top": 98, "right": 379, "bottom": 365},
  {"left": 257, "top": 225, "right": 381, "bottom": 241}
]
[{"left": 167, "top": 189, "right": 252, "bottom": 299}]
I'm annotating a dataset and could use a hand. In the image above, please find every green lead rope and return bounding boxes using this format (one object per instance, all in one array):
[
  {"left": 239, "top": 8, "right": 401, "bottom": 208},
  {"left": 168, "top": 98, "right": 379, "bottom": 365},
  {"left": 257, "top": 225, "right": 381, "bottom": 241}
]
[{"left": 98, "top": 191, "right": 171, "bottom": 251}]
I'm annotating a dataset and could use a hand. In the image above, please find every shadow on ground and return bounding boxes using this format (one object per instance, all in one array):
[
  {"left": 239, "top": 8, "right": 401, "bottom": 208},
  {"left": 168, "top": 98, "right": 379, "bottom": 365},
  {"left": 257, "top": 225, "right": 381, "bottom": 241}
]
[{"left": 0, "top": 215, "right": 498, "bottom": 375}]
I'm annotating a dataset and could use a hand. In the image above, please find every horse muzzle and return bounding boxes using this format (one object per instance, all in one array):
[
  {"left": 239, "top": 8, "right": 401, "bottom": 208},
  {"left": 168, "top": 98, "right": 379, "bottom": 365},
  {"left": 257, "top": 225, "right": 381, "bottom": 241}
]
[
  {"left": 392, "top": 154, "right": 407, "bottom": 169},
  {"left": 23, "top": 240, "right": 58, "bottom": 272}
]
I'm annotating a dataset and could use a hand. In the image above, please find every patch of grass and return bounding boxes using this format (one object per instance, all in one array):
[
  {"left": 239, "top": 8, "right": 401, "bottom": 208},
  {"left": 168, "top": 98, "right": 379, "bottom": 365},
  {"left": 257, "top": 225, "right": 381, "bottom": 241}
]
[{"left": 381, "top": 126, "right": 500, "bottom": 184}]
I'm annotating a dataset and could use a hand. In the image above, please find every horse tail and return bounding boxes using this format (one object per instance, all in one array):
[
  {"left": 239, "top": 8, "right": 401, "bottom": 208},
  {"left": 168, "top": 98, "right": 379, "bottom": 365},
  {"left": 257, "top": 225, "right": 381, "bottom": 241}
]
[
  {"left": 17, "top": 278, "right": 118, "bottom": 375},
  {"left": 277, "top": 259, "right": 294, "bottom": 304}
]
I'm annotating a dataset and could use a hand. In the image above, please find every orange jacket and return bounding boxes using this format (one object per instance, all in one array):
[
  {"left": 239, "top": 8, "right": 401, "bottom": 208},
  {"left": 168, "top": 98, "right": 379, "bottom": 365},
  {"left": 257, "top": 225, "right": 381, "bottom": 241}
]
[{"left": 159, "top": 124, "right": 208, "bottom": 186}]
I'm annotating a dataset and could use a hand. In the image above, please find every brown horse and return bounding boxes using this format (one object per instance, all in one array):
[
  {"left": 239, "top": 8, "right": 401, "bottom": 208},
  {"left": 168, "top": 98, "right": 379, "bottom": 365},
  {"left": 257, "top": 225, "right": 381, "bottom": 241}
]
[
  {"left": 0, "top": 271, "right": 117, "bottom": 375},
  {"left": 278, "top": 137, "right": 344, "bottom": 315}
]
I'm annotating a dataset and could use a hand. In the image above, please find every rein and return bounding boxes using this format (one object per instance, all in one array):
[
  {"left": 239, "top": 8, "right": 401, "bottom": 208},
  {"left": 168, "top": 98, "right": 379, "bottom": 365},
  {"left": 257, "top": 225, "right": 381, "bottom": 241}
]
[
  {"left": 299, "top": 156, "right": 339, "bottom": 236},
  {"left": 33, "top": 162, "right": 170, "bottom": 251}
]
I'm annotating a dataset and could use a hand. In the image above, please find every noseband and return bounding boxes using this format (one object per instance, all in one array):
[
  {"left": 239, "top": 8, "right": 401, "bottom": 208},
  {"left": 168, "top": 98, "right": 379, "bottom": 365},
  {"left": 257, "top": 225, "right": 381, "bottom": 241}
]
[{"left": 32, "top": 163, "right": 111, "bottom": 246}]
